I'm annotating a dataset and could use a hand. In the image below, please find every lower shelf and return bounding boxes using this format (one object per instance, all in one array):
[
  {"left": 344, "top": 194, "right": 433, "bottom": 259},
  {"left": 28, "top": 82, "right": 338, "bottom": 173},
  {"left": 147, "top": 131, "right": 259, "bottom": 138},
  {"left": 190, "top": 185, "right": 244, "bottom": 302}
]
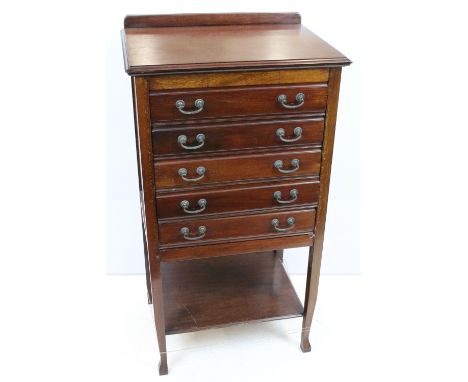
[{"left": 162, "top": 251, "right": 304, "bottom": 335}]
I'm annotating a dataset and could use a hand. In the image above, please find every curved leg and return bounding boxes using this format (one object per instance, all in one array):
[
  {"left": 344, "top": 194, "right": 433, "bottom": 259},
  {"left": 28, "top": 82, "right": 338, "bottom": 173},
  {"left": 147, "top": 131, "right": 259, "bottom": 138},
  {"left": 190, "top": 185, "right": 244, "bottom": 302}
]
[
  {"left": 301, "top": 245, "right": 318, "bottom": 353},
  {"left": 158, "top": 353, "right": 168, "bottom": 375},
  {"left": 300, "top": 336, "right": 311, "bottom": 353}
]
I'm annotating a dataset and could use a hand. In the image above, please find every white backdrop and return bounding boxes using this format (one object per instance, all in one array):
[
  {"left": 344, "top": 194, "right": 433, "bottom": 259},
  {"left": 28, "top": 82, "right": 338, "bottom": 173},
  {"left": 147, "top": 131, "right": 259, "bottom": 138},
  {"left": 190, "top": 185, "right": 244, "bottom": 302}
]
[
  {"left": 2, "top": 1, "right": 468, "bottom": 381},
  {"left": 106, "top": 4, "right": 361, "bottom": 275}
]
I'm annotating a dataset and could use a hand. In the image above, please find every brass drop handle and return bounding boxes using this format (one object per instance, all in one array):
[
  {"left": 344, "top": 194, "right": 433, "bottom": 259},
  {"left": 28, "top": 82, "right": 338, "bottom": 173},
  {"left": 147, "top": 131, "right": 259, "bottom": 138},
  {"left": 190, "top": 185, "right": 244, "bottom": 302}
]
[
  {"left": 276, "top": 127, "right": 302, "bottom": 143},
  {"left": 272, "top": 217, "right": 296, "bottom": 232},
  {"left": 175, "top": 99, "right": 205, "bottom": 115},
  {"left": 273, "top": 189, "right": 298, "bottom": 204},
  {"left": 178, "top": 133, "right": 206, "bottom": 150},
  {"left": 277, "top": 93, "right": 305, "bottom": 109},
  {"left": 180, "top": 199, "right": 207, "bottom": 214},
  {"left": 274, "top": 159, "right": 300, "bottom": 173},
  {"left": 178, "top": 166, "right": 206, "bottom": 182},
  {"left": 180, "top": 226, "right": 207, "bottom": 241}
]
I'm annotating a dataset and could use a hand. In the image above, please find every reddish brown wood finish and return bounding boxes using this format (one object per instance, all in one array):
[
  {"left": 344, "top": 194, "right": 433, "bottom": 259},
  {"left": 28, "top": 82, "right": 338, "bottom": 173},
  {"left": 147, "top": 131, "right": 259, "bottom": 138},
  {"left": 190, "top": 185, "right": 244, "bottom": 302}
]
[
  {"left": 148, "top": 68, "right": 329, "bottom": 90},
  {"left": 162, "top": 252, "right": 304, "bottom": 334},
  {"left": 122, "top": 15, "right": 351, "bottom": 74},
  {"left": 150, "top": 84, "right": 327, "bottom": 122},
  {"left": 158, "top": 208, "right": 316, "bottom": 246},
  {"left": 301, "top": 68, "right": 342, "bottom": 353},
  {"left": 123, "top": 12, "right": 351, "bottom": 375},
  {"left": 159, "top": 234, "right": 315, "bottom": 262},
  {"left": 152, "top": 118, "right": 324, "bottom": 157},
  {"left": 156, "top": 179, "right": 319, "bottom": 220},
  {"left": 132, "top": 77, "right": 168, "bottom": 375},
  {"left": 154, "top": 149, "right": 321, "bottom": 189},
  {"left": 125, "top": 13, "right": 301, "bottom": 28}
]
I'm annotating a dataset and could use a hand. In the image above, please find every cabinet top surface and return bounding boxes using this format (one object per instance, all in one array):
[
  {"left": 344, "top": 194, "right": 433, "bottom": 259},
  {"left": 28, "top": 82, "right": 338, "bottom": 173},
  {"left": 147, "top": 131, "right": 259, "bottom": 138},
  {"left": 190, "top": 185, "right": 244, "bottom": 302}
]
[{"left": 122, "top": 13, "right": 351, "bottom": 75}]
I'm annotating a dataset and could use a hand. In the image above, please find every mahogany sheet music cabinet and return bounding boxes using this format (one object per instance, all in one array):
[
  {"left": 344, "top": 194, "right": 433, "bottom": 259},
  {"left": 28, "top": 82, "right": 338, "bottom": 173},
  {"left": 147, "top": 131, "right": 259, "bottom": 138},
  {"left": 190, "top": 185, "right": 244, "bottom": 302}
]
[{"left": 121, "top": 12, "right": 351, "bottom": 375}]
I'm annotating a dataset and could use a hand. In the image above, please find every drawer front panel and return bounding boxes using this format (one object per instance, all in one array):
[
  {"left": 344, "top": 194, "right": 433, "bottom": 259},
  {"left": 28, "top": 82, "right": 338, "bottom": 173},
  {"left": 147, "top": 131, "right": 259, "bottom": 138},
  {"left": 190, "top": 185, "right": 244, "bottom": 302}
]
[
  {"left": 158, "top": 209, "right": 316, "bottom": 246},
  {"left": 153, "top": 118, "right": 324, "bottom": 157},
  {"left": 154, "top": 149, "right": 321, "bottom": 189},
  {"left": 150, "top": 84, "right": 328, "bottom": 122},
  {"left": 156, "top": 180, "right": 320, "bottom": 219},
  {"left": 160, "top": 234, "right": 315, "bottom": 261},
  {"left": 148, "top": 69, "right": 329, "bottom": 90}
]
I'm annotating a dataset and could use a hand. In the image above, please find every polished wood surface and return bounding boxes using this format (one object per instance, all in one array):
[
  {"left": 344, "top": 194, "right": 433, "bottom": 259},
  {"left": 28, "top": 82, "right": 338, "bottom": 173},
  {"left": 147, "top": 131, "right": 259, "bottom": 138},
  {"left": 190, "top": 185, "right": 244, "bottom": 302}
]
[
  {"left": 153, "top": 118, "right": 324, "bottom": 157},
  {"left": 122, "top": 14, "right": 351, "bottom": 74},
  {"left": 150, "top": 84, "right": 328, "bottom": 122},
  {"left": 156, "top": 179, "right": 320, "bottom": 219},
  {"left": 162, "top": 252, "right": 304, "bottom": 334},
  {"left": 148, "top": 68, "right": 329, "bottom": 90},
  {"left": 158, "top": 208, "right": 316, "bottom": 246},
  {"left": 154, "top": 149, "right": 321, "bottom": 189},
  {"left": 125, "top": 13, "right": 301, "bottom": 29},
  {"left": 123, "top": 12, "right": 350, "bottom": 375}
]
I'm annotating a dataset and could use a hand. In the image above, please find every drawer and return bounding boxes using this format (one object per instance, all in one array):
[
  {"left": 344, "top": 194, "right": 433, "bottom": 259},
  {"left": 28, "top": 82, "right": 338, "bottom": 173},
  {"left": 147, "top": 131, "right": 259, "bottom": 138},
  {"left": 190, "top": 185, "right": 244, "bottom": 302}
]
[
  {"left": 156, "top": 179, "right": 319, "bottom": 219},
  {"left": 154, "top": 149, "right": 322, "bottom": 189},
  {"left": 159, "top": 234, "right": 315, "bottom": 261},
  {"left": 149, "top": 84, "right": 328, "bottom": 122},
  {"left": 152, "top": 118, "right": 324, "bottom": 157},
  {"left": 148, "top": 69, "right": 329, "bottom": 91},
  {"left": 158, "top": 209, "right": 316, "bottom": 247}
]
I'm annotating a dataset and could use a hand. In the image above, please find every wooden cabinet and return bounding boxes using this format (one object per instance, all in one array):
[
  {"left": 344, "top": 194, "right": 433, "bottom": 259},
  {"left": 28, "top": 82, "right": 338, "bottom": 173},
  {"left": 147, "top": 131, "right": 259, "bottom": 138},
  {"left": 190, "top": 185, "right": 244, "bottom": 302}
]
[{"left": 122, "top": 12, "right": 351, "bottom": 375}]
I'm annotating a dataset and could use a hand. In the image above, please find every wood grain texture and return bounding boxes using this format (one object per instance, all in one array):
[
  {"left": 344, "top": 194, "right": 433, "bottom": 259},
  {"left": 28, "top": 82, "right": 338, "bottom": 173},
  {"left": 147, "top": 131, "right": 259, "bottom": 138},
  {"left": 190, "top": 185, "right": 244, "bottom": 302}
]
[
  {"left": 132, "top": 77, "right": 168, "bottom": 375},
  {"left": 162, "top": 252, "right": 304, "bottom": 334},
  {"left": 125, "top": 13, "right": 301, "bottom": 28},
  {"left": 158, "top": 208, "right": 316, "bottom": 246},
  {"left": 123, "top": 13, "right": 351, "bottom": 374},
  {"left": 123, "top": 23, "right": 351, "bottom": 74},
  {"left": 160, "top": 234, "right": 314, "bottom": 262},
  {"left": 154, "top": 149, "right": 322, "bottom": 189},
  {"left": 150, "top": 84, "right": 328, "bottom": 122},
  {"left": 156, "top": 179, "right": 320, "bottom": 220},
  {"left": 148, "top": 69, "right": 329, "bottom": 90},
  {"left": 152, "top": 118, "right": 324, "bottom": 157},
  {"left": 301, "top": 68, "right": 342, "bottom": 353}
]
